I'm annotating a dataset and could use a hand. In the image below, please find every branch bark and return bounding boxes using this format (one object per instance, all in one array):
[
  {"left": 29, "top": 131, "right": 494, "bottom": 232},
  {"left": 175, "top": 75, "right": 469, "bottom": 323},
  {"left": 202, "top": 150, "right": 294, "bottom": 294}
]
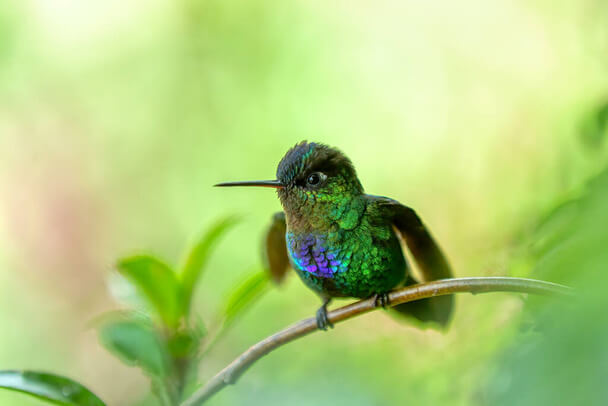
[{"left": 181, "top": 277, "right": 572, "bottom": 406}]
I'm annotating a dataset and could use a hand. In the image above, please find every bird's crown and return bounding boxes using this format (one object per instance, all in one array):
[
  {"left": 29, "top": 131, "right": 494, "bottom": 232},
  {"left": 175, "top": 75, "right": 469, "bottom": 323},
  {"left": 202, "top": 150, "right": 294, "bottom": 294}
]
[{"left": 276, "top": 141, "right": 360, "bottom": 190}]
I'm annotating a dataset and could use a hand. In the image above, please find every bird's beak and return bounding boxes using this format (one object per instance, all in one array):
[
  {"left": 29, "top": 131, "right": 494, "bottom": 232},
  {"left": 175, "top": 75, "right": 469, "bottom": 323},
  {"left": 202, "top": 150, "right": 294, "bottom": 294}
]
[{"left": 214, "top": 179, "right": 285, "bottom": 189}]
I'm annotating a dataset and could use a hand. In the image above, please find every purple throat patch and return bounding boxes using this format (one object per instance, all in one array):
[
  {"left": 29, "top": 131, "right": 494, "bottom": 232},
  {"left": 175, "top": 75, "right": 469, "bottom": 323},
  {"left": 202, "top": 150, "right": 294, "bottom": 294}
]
[{"left": 287, "top": 233, "right": 344, "bottom": 278}]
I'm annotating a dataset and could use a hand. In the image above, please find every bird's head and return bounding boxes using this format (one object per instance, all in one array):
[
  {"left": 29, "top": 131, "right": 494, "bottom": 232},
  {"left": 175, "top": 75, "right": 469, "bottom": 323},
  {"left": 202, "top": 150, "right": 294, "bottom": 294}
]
[{"left": 216, "top": 142, "right": 364, "bottom": 231}]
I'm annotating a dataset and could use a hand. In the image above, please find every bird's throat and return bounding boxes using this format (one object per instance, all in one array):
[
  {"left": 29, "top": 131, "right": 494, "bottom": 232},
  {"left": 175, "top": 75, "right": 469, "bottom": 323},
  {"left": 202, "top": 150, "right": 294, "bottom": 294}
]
[{"left": 283, "top": 195, "right": 366, "bottom": 234}]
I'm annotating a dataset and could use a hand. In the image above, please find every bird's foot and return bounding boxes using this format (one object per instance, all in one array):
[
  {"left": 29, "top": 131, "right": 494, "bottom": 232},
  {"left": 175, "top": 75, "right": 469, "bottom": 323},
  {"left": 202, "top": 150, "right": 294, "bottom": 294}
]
[
  {"left": 316, "top": 303, "right": 334, "bottom": 331},
  {"left": 373, "top": 292, "right": 391, "bottom": 308}
]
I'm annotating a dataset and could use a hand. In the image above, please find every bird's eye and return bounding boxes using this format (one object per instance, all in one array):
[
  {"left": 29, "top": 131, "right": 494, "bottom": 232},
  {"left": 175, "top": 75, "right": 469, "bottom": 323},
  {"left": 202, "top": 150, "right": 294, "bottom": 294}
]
[{"left": 306, "top": 172, "right": 326, "bottom": 187}]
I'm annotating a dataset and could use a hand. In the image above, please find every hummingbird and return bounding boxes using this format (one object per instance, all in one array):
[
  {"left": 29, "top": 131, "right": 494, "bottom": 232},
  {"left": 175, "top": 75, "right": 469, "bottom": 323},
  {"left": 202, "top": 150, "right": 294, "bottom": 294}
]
[{"left": 216, "top": 141, "right": 454, "bottom": 330}]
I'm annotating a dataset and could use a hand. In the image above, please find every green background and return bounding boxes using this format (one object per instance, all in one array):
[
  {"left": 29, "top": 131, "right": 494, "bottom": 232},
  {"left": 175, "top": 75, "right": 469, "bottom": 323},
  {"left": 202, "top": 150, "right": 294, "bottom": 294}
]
[{"left": 1, "top": 1, "right": 607, "bottom": 405}]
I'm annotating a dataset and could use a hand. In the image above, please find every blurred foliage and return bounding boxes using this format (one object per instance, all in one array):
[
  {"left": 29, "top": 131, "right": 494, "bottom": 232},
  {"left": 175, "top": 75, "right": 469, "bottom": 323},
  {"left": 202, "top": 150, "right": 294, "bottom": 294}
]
[
  {"left": 481, "top": 88, "right": 608, "bottom": 405},
  {"left": 482, "top": 165, "right": 608, "bottom": 405},
  {"left": 1, "top": 0, "right": 608, "bottom": 405},
  {"left": 221, "top": 271, "right": 270, "bottom": 330},
  {"left": 98, "top": 315, "right": 171, "bottom": 379},
  {"left": 0, "top": 371, "right": 105, "bottom": 406},
  {"left": 0, "top": 218, "right": 273, "bottom": 405},
  {"left": 117, "top": 256, "right": 184, "bottom": 330},
  {"left": 580, "top": 101, "right": 608, "bottom": 150},
  {"left": 180, "top": 217, "right": 241, "bottom": 317}
]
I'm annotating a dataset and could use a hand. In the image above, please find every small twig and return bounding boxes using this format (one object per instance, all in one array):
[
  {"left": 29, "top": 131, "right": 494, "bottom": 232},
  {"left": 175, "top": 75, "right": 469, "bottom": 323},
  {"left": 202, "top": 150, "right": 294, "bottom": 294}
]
[{"left": 181, "top": 277, "right": 572, "bottom": 406}]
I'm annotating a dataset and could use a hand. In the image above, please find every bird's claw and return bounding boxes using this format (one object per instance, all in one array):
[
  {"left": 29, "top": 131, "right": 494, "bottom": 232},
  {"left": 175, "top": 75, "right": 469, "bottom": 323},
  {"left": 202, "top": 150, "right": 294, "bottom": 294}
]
[
  {"left": 374, "top": 292, "right": 391, "bottom": 308},
  {"left": 316, "top": 304, "right": 334, "bottom": 331}
]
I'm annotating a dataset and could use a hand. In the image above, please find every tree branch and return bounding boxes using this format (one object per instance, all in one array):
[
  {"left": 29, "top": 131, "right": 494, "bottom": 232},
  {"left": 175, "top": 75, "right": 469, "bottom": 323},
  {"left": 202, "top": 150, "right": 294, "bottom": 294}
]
[{"left": 181, "top": 277, "right": 572, "bottom": 406}]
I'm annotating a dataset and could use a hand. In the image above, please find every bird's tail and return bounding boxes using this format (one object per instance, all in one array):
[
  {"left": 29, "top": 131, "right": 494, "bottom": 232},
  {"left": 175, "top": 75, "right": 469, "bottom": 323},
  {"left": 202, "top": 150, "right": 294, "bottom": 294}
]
[{"left": 391, "top": 275, "right": 454, "bottom": 329}]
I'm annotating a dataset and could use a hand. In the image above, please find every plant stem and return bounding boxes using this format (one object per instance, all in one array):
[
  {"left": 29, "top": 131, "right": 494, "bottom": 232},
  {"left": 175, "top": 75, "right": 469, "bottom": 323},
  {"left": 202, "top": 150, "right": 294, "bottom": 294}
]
[{"left": 181, "top": 277, "right": 572, "bottom": 406}]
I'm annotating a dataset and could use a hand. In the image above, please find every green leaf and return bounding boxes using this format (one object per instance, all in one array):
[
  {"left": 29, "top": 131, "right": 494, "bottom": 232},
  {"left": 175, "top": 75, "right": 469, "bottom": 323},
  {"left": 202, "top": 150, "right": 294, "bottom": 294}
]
[
  {"left": 179, "top": 216, "right": 239, "bottom": 315},
  {"left": 201, "top": 271, "right": 270, "bottom": 356},
  {"left": 483, "top": 167, "right": 608, "bottom": 406},
  {"left": 0, "top": 371, "right": 105, "bottom": 406},
  {"left": 116, "top": 255, "right": 182, "bottom": 328},
  {"left": 223, "top": 270, "right": 270, "bottom": 327},
  {"left": 580, "top": 101, "right": 608, "bottom": 149},
  {"left": 98, "top": 316, "right": 170, "bottom": 377}
]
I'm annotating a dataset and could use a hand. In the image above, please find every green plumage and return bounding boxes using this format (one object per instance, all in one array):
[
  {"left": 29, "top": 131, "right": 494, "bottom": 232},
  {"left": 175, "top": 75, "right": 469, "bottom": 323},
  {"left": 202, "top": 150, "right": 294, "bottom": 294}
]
[
  {"left": 288, "top": 195, "right": 407, "bottom": 299},
  {"left": 217, "top": 141, "right": 454, "bottom": 330}
]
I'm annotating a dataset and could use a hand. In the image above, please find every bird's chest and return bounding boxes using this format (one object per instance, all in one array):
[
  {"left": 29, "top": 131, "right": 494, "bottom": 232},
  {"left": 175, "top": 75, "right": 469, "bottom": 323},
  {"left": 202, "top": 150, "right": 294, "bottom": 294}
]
[
  {"left": 286, "top": 232, "right": 346, "bottom": 279},
  {"left": 285, "top": 226, "right": 406, "bottom": 298}
]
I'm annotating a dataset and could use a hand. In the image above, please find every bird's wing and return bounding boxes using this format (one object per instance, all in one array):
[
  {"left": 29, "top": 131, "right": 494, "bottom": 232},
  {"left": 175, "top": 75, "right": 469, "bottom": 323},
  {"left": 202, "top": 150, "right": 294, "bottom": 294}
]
[
  {"left": 369, "top": 195, "right": 454, "bottom": 327},
  {"left": 372, "top": 196, "right": 453, "bottom": 281},
  {"left": 263, "top": 211, "right": 291, "bottom": 284}
]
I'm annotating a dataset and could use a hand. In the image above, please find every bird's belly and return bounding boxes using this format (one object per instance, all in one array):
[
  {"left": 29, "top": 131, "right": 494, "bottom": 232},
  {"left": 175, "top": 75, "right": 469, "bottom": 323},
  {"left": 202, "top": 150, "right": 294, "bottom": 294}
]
[{"left": 286, "top": 230, "right": 407, "bottom": 298}]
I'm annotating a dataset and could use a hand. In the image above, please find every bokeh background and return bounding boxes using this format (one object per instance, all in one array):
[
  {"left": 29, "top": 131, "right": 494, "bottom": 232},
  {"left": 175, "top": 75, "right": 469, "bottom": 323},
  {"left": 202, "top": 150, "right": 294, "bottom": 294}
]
[{"left": 1, "top": 0, "right": 608, "bottom": 405}]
